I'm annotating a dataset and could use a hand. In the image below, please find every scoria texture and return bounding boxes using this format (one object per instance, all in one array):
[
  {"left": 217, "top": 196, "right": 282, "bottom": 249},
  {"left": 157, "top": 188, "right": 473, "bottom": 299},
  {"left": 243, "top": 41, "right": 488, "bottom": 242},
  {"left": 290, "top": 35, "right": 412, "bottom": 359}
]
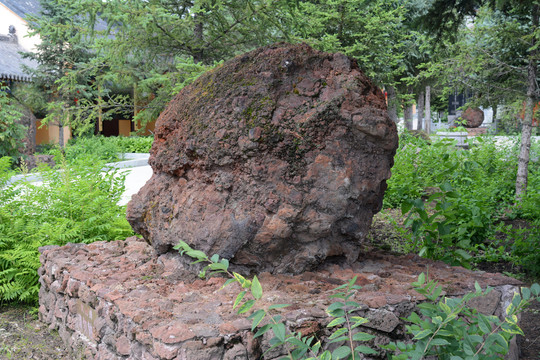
[{"left": 127, "top": 43, "right": 398, "bottom": 274}]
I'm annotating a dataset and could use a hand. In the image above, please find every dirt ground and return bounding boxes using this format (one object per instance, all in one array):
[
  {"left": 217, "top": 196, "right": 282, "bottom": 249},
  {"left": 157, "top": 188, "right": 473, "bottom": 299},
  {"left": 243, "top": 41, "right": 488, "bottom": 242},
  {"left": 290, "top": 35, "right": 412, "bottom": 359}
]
[
  {"left": 0, "top": 306, "right": 73, "bottom": 359},
  {"left": 0, "top": 213, "right": 538, "bottom": 359}
]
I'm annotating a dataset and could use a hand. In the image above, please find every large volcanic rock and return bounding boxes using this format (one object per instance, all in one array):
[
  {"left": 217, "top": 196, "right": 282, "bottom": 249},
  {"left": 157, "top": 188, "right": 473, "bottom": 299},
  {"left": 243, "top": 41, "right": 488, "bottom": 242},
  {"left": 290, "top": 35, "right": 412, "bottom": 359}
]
[
  {"left": 127, "top": 43, "right": 398, "bottom": 274},
  {"left": 461, "top": 107, "right": 484, "bottom": 128}
]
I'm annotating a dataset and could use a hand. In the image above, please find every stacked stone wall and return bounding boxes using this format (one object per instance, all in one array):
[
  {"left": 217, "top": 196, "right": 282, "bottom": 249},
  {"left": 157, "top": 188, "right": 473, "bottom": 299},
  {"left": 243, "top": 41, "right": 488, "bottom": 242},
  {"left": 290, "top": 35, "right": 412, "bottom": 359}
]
[{"left": 39, "top": 237, "right": 522, "bottom": 359}]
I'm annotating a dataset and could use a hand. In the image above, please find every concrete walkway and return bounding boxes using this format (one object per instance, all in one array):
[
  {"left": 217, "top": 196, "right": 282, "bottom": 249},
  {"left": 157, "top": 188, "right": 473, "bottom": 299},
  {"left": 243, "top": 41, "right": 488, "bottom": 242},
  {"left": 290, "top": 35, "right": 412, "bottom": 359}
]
[{"left": 118, "top": 164, "right": 153, "bottom": 206}]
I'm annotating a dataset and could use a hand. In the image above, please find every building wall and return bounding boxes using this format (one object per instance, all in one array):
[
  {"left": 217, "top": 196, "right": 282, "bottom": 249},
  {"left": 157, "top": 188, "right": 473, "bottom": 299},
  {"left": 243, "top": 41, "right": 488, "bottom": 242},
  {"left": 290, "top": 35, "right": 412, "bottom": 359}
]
[
  {"left": 118, "top": 119, "right": 132, "bottom": 137},
  {"left": 36, "top": 120, "right": 72, "bottom": 146},
  {"left": 0, "top": 3, "right": 40, "bottom": 51}
]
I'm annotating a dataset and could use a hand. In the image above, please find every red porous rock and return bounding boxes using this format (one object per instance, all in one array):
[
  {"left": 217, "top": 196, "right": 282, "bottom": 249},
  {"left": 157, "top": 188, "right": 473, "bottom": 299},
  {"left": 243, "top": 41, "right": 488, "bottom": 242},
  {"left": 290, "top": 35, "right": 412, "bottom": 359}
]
[
  {"left": 461, "top": 107, "right": 484, "bottom": 128},
  {"left": 127, "top": 43, "right": 398, "bottom": 274}
]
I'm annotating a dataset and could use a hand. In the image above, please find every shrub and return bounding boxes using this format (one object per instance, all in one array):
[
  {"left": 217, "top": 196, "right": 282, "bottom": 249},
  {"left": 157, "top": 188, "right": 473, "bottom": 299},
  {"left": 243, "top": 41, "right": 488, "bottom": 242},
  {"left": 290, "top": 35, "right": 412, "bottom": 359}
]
[
  {"left": 64, "top": 135, "right": 121, "bottom": 163},
  {"left": 109, "top": 136, "right": 153, "bottom": 153},
  {"left": 0, "top": 153, "right": 133, "bottom": 303},
  {"left": 386, "top": 132, "right": 525, "bottom": 268}
]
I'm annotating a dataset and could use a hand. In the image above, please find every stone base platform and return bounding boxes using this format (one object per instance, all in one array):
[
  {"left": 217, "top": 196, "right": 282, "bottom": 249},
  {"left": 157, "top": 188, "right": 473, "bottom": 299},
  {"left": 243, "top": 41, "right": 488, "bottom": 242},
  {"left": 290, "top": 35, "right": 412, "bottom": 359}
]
[{"left": 38, "top": 236, "right": 522, "bottom": 360}]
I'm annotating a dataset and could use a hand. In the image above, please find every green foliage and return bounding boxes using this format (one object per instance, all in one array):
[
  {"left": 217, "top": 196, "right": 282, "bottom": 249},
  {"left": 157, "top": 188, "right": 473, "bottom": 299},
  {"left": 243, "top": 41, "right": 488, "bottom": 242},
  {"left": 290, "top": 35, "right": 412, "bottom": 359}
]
[
  {"left": 0, "top": 153, "right": 133, "bottom": 304},
  {"left": 385, "top": 133, "right": 523, "bottom": 267},
  {"left": 107, "top": 136, "right": 153, "bottom": 154},
  {"left": 295, "top": 0, "right": 409, "bottom": 87},
  {"left": 496, "top": 221, "right": 540, "bottom": 278},
  {"left": 0, "top": 87, "right": 26, "bottom": 161},
  {"left": 384, "top": 273, "right": 540, "bottom": 360},
  {"left": 23, "top": 0, "right": 95, "bottom": 141},
  {"left": 64, "top": 136, "right": 121, "bottom": 164},
  {"left": 38, "top": 135, "right": 154, "bottom": 164}
]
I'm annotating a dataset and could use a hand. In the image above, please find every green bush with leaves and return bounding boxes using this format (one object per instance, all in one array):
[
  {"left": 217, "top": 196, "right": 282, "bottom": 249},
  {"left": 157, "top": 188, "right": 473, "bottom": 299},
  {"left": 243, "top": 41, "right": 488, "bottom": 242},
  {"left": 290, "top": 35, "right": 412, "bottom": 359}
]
[
  {"left": 384, "top": 274, "right": 540, "bottom": 360},
  {"left": 176, "top": 240, "right": 540, "bottom": 360},
  {"left": 385, "top": 132, "right": 529, "bottom": 268},
  {"left": 0, "top": 154, "right": 133, "bottom": 304},
  {"left": 109, "top": 136, "right": 153, "bottom": 153},
  {"left": 38, "top": 135, "right": 154, "bottom": 164},
  {"left": 64, "top": 136, "right": 121, "bottom": 163}
]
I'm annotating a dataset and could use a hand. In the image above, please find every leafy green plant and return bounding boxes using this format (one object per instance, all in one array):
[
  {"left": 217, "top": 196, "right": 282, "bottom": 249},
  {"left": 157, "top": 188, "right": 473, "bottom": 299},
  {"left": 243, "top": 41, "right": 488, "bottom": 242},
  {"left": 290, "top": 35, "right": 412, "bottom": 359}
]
[
  {"left": 401, "top": 183, "right": 479, "bottom": 268},
  {"left": 503, "top": 221, "right": 540, "bottom": 278},
  {"left": 64, "top": 135, "right": 121, "bottom": 164},
  {"left": 386, "top": 133, "right": 525, "bottom": 267},
  {"left": 108, "top": 136, "right": 153, "bottom": 153},
  {"left": 384, "top": 273, "right": 540, "bottom": 360},
  {"left": 0, "top": 152, "right": 133, "bottom": 303}
]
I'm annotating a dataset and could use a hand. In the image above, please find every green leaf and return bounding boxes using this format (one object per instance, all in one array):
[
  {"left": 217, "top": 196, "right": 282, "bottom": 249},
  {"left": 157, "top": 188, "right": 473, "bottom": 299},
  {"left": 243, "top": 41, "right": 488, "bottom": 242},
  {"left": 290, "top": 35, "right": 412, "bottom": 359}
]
[
  {"left": 327, "top": 302, "right": 345, "bottom": 312},
  {"left": 354, "top": 345, "right": 378, "bottom": 355},
  {"left": 185, "top": 249, "right": 207, "bottom": 260},
  {"left": 521, "top": 287, "right": 531, "bottom": 300},
  {"left": 430, "top": 338, "right": 450, "bottom": 346},
  {"left": 237, "top": 299, "right": 255, "bottom": 314},
  {"left": 254, "top": 324, "right": 271, "bottom": 338},
  {"left": 233, "top": 291, "right": 246, "bottom": 309},
  {"left": 248, "top": 309, "right": 266, "bottom": 330},
  {"left": 327, "top": 317, "right": 346, "bottom": 327},
  {"left": 530, "top": 283, "right": 540, "bottom": 296},
  {"left": 454, "top": 249, "right": 472, "bottom": 260},
  {"left": 401, "top": 200, "right": 413, "bottom": 214},
  {"left": 273, "top": 323, "right": 286, "bottom": 343},
  {"left": 221, "top": 278, "right": 236, "bottom": 289},
  {"left": 413, "top": 329, "right": 432, "bottom": 340},
  {"left": 332, "top": 346, "right": 351, "bottom": 359},
  {"left": 319, "top": 351, "right": 332, "bottom": 360},
  {"left": 328, "top": 327, "right": 348, "bottom": 340},
  {"left": 210, "top": 254, "right": 219, "bottom": 263},
  {"left": 328, "top": 335, "right": 349, "bottom": 344},
  {"left": 251, "top": 275, "right": 263, "bottom": 300}
]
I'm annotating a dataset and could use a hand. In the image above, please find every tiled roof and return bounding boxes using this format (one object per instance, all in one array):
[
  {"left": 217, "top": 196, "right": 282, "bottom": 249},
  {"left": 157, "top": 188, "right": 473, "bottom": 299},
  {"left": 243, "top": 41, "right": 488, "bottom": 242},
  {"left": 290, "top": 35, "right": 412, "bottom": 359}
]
[
  {"left": 0, "top": 35, "right": 37, "bottom": 82},
  {"left": 0, "top": 0, "right": 42, "bottom": 19}
]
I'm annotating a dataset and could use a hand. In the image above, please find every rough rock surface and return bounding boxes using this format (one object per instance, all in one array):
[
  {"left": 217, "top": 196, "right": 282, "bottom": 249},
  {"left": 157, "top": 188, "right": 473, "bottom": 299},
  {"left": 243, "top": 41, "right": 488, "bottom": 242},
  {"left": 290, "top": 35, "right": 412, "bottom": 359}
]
[
  {"left": 461, "top": 107, "right": 484, "bottom": 128},
  {"left": 127, "top": 43, "right": 398, "bottom": 274},
  {"left": 38, "top": 237, "right": 522, "bottom": 360}
]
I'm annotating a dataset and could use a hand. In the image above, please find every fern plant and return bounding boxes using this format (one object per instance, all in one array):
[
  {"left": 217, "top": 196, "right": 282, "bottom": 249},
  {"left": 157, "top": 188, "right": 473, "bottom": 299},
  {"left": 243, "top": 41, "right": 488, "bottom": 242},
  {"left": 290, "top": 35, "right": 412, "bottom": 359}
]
[{"left": 0, "top": 153, "right": 133, "bottom": 304}]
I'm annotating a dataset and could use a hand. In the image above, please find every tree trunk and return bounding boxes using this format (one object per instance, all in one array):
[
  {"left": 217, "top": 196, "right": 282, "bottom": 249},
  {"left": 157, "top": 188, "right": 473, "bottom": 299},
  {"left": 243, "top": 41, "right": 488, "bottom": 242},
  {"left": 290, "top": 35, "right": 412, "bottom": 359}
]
[
  {"left": 404, "top": 105, "right": 414, "bottom": 130},
  {"left": 515, "top": 4, "right": 538, "bottom": 203},
  {"left": 386, "top": 85, "right": 398, "bottom": 123},
  {"left": 98, "top": 84, "right": 103, "bottom": 134},
  {"left": 417, "top": 90, "right": 425, "bottom": 131},
  {"left": 133, "top": 82, "right": 139, "bottom": 131},
  {"left": 492, "top": 103, "right": 498, "bottom": 133},
  {"left": 193, "top": 14, "right": 204, "bottom": 63},
  {"left": 59, "top": 123, "right": 64, "bottom": 148},
  {"left": 425, "top": 86, "right": 431, "bottom": 134}
]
